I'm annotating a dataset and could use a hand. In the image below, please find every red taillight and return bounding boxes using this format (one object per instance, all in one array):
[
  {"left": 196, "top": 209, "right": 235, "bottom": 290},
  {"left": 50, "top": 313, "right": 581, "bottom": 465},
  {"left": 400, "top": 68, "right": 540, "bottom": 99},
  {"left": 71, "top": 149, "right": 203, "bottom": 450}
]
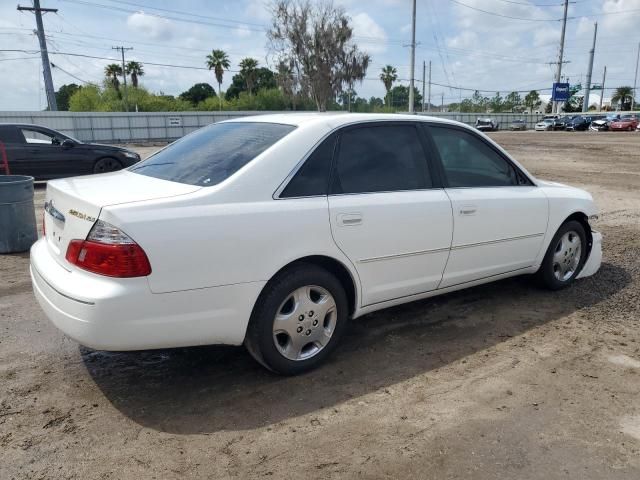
[
  {"left": 42, "top": 212, "right": 46, "bottom": 236},
  {"left": 65, "top": 239, "right": 151, "bottom": 278}
]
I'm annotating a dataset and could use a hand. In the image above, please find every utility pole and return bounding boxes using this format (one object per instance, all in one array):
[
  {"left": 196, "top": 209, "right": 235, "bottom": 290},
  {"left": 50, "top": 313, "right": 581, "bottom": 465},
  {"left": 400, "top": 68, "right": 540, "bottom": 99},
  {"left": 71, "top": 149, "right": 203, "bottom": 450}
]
[
  {"left": 633, "top": 42, "right": 640, "bottom": 111},
  {"left": 408, "top": 0, "right": 416, "bottom": 113},
  {"left": 554, "top": 0, "right": 569, "bottom": 114},
  {"left": 582, "top": 22, "right": 597, "bottom": 113},
  {"left": 17, "top": 0, "right": 58, "bottom": 111},
  {"left": 427, "top": 60, "right": 432, "bottom": 113},
  {"left": 599, "top": 66, "right": 607, "bottom": 112},
  {"left": 421, "top": 61, "right": 426, "bottom": 112},
  {"left": 441, "top": 92, "right": 444, "bottom": 112},
  {"left": 112, "top": 46, "right": 133, "bottom": 112}
]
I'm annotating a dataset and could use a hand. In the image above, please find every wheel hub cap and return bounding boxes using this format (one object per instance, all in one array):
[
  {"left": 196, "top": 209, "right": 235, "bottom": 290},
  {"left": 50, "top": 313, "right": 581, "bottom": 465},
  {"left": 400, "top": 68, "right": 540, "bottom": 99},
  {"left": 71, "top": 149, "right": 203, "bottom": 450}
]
[
  {"left": 272, "top": 285, "right": 337, "bottom": 361},
  {"left": 552, "top": 231, "right": 582, "bottom": 282}
]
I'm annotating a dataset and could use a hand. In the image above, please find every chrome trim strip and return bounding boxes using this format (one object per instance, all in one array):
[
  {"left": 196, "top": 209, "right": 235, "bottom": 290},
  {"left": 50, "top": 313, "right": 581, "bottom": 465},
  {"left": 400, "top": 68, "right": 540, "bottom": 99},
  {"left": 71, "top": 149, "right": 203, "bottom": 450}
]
[
  {"left": 359, "top": 246, "right": 450, "bottom": 263},
  {"left": 44, "top": 200, "right": 65, "bottom": 223},
  {"left": 33, "top": 266, "right": 95, "bottom": 306},
  {"left": 358, "top": 233, "right": 544, "bottom": 264},
  {"left": 451, "top": 232, "right": 544, "bottom": 251}
]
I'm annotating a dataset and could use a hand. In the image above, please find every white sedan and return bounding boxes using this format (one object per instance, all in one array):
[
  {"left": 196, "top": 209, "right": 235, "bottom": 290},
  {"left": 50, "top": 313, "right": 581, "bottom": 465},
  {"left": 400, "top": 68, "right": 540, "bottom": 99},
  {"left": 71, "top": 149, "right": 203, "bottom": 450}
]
[{"left": 31, "top": 113, "right": 602, "bottom": 374}]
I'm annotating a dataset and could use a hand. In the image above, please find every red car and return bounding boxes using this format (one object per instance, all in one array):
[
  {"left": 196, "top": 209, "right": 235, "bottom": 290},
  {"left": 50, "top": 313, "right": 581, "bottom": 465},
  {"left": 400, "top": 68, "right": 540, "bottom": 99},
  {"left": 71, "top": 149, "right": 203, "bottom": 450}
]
[{"left": 609, "top": 115, "right": 639, "bottom": 131}]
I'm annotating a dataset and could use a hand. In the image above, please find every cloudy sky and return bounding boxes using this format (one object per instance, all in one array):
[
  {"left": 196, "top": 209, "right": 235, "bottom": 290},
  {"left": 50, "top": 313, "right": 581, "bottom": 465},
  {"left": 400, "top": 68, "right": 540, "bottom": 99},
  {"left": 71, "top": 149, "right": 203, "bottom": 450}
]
[{"left": 0, "top": 0, "right": 638, "bottom": 110}]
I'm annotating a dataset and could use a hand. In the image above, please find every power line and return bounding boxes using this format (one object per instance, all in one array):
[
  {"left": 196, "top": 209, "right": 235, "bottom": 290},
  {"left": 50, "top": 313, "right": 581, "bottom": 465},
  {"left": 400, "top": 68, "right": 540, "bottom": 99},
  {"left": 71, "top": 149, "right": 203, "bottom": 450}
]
[{"left": 448, "top": 0, "right": 561, "bottom": 21}]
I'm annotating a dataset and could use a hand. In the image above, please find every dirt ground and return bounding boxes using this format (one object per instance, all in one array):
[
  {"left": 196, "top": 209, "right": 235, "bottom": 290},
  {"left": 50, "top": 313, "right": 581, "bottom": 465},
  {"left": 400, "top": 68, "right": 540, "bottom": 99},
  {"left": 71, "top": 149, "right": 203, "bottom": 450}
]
[{"left": 1, "top": 131, "right": 639, "bottom": 479}]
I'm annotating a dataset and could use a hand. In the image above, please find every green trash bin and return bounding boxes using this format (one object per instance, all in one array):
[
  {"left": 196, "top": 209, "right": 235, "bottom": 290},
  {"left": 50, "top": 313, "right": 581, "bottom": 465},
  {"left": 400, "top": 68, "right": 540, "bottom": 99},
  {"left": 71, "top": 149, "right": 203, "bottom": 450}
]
[{"left": 0, "top": 175, "right": 38, "bottom": 253}]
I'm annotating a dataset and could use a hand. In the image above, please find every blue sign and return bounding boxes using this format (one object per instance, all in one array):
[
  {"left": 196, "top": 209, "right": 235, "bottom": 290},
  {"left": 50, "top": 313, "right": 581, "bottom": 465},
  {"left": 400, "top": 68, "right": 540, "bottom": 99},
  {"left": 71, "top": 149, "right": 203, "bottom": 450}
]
[{"left": 552, "top": 83, "right": 570, "bottom": 102}]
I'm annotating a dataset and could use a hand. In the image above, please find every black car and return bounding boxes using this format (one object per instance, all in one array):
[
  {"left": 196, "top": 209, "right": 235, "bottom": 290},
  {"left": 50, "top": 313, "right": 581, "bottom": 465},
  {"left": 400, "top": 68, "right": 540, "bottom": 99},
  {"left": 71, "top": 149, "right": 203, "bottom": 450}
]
[
  {"left": 553, "top": 116, "right": 574, "bottom": 130},
  {"left": 565, "top": 116, "right": 591, "bottom": 131},
  {"left": 0, "top": 123, "right": 140, "bottom": 180}
]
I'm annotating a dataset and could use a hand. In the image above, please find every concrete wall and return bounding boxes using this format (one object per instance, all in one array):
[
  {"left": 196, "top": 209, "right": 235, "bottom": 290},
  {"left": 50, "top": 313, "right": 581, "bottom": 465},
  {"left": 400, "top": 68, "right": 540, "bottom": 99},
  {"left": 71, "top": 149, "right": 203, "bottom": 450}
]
[{"left": 0, "top": 110, "right": 600, "bottom": 143}]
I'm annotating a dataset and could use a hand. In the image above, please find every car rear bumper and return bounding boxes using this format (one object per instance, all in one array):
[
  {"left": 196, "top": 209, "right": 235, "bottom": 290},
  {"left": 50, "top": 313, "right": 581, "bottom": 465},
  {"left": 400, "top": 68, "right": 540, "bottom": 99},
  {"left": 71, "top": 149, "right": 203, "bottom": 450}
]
[
  {"left": 30, "top": 238, "right": 265, "bottom": 350},
  {"left": 576, "top": 230, "right": 602, "bottom": 279}
]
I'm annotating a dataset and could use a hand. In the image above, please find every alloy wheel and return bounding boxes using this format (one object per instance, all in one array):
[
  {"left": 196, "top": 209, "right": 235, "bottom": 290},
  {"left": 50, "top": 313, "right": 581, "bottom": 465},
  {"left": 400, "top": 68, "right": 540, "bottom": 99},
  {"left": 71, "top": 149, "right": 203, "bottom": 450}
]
[
  {"left": 552, "top": 230, "right": 582, "bottom": 282},
  {"left": 272, "top": 285, "right": 337, "bottom": 361}
]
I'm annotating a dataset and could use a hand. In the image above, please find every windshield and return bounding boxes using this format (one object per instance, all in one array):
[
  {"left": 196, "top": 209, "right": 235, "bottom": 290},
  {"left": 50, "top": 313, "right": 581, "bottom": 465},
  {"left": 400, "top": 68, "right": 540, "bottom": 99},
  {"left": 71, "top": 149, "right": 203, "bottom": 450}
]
[
  {"left": 130, "top": 122, "right": 296, "bottom": 187},
  {"left": 621, "top": 115, "right": 635, "bottom": 120}
]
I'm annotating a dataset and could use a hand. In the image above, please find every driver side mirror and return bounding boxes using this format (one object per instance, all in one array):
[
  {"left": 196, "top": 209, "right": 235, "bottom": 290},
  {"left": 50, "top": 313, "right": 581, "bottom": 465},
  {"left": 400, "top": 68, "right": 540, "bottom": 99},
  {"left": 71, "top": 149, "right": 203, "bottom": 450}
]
[{"left": 61, "top": 139, "right": 74, "bottom": 149}]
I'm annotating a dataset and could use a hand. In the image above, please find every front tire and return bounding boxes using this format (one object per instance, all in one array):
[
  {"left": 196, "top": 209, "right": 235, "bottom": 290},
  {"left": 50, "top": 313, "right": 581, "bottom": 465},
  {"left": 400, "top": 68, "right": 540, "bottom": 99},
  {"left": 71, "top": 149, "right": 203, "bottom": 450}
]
[
  {"left": 245, "top": 264, "right": 348, "bottom": 375},
  {"left": 94, "top": 157, "right": 123, "bottom": 174},
  {"left": 536, "top": 220, "right": 587, "bottom": 290}
]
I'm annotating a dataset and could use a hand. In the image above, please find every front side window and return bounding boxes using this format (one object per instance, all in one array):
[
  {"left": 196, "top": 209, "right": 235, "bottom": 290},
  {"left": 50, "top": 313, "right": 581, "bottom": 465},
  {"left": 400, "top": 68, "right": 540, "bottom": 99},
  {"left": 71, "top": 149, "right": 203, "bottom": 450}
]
[
  {"left": 21, "top": 128, "right": 58, "bottom": 145},
  {"left": 429, "top": 127, "right": 523, "bottom": 188},
  {"left": 130, "top": 122, "right": 296, "bottom": 187},
  {"left": 331, "top": 124, "right": 431, "bottom": 195},
  {"left": 280, "top": 133, "right": 336, "bottom": 198}
]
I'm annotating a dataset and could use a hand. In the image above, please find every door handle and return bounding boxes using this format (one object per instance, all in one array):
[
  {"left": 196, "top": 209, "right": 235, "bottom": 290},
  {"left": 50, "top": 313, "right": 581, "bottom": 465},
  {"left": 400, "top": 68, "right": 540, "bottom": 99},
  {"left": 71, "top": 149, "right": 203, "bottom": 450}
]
[
  {"left": 337, "top": 213, "right": 363, "bottom": 226},
  {"left": 459, "top": 205, "right": 477, "bottom": 216}
]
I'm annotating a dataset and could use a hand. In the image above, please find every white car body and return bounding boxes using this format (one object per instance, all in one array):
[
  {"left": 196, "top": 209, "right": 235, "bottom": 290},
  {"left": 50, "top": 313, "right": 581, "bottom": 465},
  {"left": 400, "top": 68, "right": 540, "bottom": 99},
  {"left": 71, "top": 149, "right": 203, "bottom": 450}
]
[{"left": 30, "top": 113, "right": 602, "bottom": 352}]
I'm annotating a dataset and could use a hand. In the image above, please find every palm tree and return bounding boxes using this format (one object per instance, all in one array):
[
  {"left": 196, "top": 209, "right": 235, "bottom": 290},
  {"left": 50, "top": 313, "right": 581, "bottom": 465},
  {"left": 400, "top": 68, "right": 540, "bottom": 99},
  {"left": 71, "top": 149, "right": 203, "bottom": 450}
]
[
  {"left": 104, "top": 63, "right": 122, "bottom": 92},
  {"left": 239, "top": 58, "right": 259, "bottom": 96},
  {"left": 206, "top": 49, "right": 231, "bottom": 110},
  {"left": 380, "top": 65, "right": 397, "bottom": 107},
  {"left": 612, "top": 86, "right": 634, "bottom": 110},
  {"left": 125, "top": 61, "right": 144, "bottom": 88}
]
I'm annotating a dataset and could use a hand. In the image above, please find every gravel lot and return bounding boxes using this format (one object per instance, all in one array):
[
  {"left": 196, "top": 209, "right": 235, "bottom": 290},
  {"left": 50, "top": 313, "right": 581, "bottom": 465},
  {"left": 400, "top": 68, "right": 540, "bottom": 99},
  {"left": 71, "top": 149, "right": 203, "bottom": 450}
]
[{"left": 1, "top": 131, "right": 639, "bottom": 479}]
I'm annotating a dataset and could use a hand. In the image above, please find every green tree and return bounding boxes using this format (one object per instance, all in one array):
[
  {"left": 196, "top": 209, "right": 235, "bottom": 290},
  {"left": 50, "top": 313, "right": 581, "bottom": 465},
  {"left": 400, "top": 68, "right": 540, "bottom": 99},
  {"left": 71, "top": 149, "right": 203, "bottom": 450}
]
[
  {"left": 179, "top": 83, "right": 216, "bottom": 105},
  {"left": 489, "top": 92, "right": 503, "bottom": 112},
  {"left": 226, "top": 68, "right": 277, "bottom": 100},
  {"left": 125, "top": 61, "right": 144, "bottom": 88},
  {"left": 379, "top": 65, "right": 397, "bottom": 107},
  {"left": 239, "top": 58, "right": 259, "bottom": 95},
  {"left": 268, "top": 0, "right": 370, "bottom": 111},
  {"left": 275, "top": 59, "right": 298, "bottom": 109},
  {"left": 524, "top": 90, "right": 541, "bottom": 112},
  {"left": 386, "top": 85, "right": 422, "bottom": 110},
  {"left": 55, "top": 83, "right": 80, "bottom": 111},
  {"left": 104, "top": 64, "right": 122, "bottom": 92},
  {"left": 69, "top": 84, "right": 102, "bottom": 111},
  {"left": 504, "top": 91, "right": 521, "bottom": 112},
  {"left": 612, "top": 86, "right": 634, "bottom": 110},
  {"left": 206, "top": 49, "right": 231, "bottom": 110}
]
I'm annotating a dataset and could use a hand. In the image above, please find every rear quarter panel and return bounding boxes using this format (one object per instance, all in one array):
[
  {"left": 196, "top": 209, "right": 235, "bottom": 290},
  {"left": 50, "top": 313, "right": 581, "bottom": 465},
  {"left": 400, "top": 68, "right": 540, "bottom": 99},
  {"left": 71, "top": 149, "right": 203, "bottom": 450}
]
[{"left": 100, "top": 195, "right": 358, "bottom": 295}]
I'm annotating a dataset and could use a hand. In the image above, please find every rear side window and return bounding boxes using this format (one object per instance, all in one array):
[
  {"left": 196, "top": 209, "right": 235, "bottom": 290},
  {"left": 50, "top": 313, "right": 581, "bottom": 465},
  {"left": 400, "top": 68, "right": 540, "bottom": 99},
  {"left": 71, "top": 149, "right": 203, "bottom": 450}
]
[
  {"left": 331, "top": 124, "right": 431, "bottom": 194},
  {"left": 0, "top": 126, "right": 25, "bottom": 144},
  {"left": 280, "top": 133, "right": 336, "bottom": 198},
  {"left": 429, "top": 127, "right": 522, "bottom": 188},
  {"left": 130, "top": 122, "right": 296, "bottom": 187}
]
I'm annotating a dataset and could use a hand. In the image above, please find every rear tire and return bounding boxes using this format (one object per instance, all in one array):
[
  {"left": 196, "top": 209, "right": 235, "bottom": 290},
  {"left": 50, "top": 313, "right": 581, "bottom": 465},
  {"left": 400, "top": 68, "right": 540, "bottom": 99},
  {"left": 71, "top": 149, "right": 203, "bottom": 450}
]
[
  {"left": 536, "top": 220, "right": 587, "bottom": 290},
  {"left": 94, "top": 157, "right": 123, "bottom": 174},
  {"left": 245, "top": 263, "right": 348, "bottom": 375}
]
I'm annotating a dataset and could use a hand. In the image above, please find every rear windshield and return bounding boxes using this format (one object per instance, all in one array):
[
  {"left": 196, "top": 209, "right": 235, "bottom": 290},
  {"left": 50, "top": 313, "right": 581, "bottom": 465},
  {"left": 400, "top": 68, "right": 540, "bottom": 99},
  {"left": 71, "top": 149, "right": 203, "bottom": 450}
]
[{"left": 129, "top": 122, "right": 295, "bottom": 186}]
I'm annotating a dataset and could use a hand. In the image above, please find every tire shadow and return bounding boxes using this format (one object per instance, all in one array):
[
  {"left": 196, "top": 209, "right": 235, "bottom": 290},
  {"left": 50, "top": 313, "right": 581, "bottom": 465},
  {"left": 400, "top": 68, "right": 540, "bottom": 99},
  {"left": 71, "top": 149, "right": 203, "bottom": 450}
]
[{"left": 82, "top": 261, "right": 630, "bottom": 434}]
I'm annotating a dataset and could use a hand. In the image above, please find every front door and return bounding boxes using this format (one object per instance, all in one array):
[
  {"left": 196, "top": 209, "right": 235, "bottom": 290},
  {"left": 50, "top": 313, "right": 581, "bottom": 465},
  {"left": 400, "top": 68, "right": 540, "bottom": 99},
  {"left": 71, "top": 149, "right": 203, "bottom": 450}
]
[
  {"left": 426, "top": 125, "right": 548, "bottom": 288},
  {"left": 328, "top": 122, "right": 453, "bottom": 306},
  {"left": 15, "top": 127, "right": 77, "bottom": 179}
]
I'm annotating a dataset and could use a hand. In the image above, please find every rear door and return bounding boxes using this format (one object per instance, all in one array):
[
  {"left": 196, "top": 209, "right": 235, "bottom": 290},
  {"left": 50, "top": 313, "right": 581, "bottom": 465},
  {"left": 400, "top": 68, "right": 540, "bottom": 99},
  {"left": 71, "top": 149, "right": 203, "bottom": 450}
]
[
  {"left": 328, "top": 122, "right": 453, "bottom": 306},
  {"left": 426, "top": 124, "right": 548, "bottom": 288}
]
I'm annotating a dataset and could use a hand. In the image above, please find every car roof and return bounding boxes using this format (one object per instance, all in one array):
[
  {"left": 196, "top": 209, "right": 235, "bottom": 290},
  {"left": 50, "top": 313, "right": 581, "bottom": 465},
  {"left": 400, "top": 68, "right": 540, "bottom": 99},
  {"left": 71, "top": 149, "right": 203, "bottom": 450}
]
[{"left": 221, "top": 112, "right": 466, "bottom": 129}]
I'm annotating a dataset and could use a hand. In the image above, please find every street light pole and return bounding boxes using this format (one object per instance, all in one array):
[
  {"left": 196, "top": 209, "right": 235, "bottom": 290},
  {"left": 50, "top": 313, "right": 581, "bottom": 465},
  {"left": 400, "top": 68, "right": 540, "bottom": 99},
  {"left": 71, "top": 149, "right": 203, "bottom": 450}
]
[{"left": 408, "top": 0, "right": 416, "bottom": 113}]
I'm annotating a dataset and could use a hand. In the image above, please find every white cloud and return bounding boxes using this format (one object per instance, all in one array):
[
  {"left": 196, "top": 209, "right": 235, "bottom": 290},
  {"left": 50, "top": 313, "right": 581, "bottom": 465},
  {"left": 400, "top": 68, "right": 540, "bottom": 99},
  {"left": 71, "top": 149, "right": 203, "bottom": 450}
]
[
  {"left": 126, "top": 13, "right": 174, "bottom": 41},
  {"left": 234, "top": 25, "right": 252, "bottom": 38},
  {"left": 351, "top": 12, "right": 388, "bottom": 54}
]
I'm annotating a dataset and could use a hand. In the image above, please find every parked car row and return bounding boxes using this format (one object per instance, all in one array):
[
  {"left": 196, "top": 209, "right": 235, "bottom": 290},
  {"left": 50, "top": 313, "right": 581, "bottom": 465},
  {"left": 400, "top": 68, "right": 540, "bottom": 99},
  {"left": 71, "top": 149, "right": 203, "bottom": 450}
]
[{"left": 535, "top": 114, "right": 640, "bottom": 132}]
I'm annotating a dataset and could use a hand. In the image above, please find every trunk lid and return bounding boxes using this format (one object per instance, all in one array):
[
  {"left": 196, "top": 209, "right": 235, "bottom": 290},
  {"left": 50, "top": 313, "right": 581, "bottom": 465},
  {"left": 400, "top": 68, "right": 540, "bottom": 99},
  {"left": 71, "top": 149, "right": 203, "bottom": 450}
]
[{"left": 43, "top": 170, "right": 200, "bottom": 268}]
